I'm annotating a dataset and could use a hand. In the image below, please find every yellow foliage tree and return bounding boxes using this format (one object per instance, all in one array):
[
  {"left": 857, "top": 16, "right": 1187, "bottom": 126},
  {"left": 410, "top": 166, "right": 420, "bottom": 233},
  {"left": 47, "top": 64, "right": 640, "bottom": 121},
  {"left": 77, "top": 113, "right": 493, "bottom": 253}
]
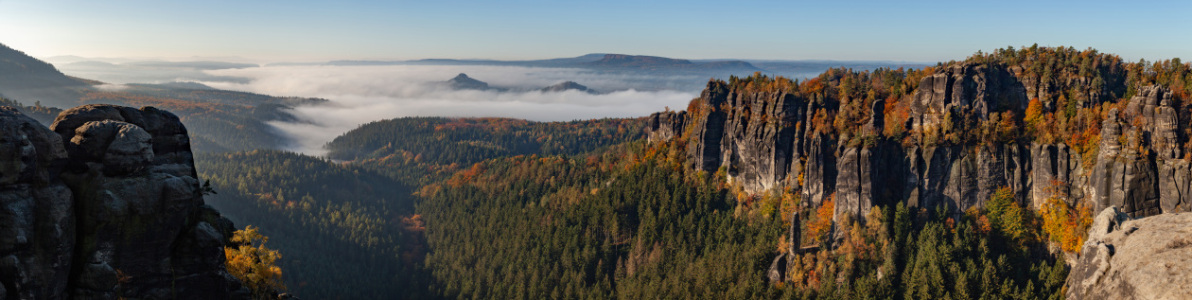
[
  {"left": 1040, "top": 197, "right": 1093, "bottom": 253},
  {"left": 1024, "top": 97, "right": 1043, "bottom": 133},
  {"left": 225, "top": 225, "right": 286, "bottom": 299}
]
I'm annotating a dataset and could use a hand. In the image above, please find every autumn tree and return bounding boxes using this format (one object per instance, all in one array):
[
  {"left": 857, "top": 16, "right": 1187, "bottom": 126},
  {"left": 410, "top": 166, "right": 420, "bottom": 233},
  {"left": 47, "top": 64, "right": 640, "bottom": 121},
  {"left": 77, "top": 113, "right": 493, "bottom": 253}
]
[
  {"left": 1024, "top": 98, "right": 1043, "bottom": 133},
  {"left": 1039, "top": 184, "right": 1094, "bottom": 253},
  {"left": 805, "top": 194, "right": 835, "bottom": 246},
  {"left": 225, "top": 225, "right": 286, "bottom": 299}
]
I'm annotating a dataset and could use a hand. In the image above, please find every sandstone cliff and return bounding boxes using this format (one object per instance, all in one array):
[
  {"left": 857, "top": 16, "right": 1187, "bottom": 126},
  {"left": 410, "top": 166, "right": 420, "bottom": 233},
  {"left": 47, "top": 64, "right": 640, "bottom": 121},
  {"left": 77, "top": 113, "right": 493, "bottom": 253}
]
[
  {"left": 650, "top": 66, "right": 1187, "bottom": 218},
  {"left": 0, "top": 105, "right": 247, "bottom": 299},
  {"left": 647, "top": 59, "right": 1190, "bottom": 265}
]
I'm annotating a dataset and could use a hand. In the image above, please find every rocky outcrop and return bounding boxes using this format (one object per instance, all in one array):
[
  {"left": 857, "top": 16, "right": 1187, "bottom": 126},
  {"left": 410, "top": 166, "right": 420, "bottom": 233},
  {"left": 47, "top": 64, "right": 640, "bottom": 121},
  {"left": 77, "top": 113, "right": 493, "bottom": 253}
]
[
  {"left": 685, "top": 81, "right": 731, "bottom": 172},
  {"left": 646, "top": 61, "right": 1191, "bottom": 257},
  {"left": 646, "top": 111, "right": 685, "bottom": 143},
  {"left": 718, "top": 86, "right": 803, "bottom": 192},
  {"left": 909, "top": 63, "right": 1027, "bottom": 132},
  {"left": 0, "top": 107, "right": 74, "bottom": 299},
  {"left": 650, "top": 63, "right": 1044, "bottom": 219},
  {"left": 1088, "top": 86, "right": 1183, "bottom": 217},
  {"left": 443, "top": 73, "right": 506, "bottom": 91},
  {"left": 0, "top": 105, "right": 247, "bottom": 299},
  {"left": 1065, "top": 207, "right": 1192, "bottom": 299},
  {"left": 540, "top": 81, "right": 597, "bottom": 94}
]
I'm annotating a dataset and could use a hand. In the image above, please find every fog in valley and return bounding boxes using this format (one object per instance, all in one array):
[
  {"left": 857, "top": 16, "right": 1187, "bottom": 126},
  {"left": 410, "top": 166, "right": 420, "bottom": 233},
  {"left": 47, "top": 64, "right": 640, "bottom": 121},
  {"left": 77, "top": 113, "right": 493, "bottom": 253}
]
[
  {"left": 57, "top": 63, "right": 700, "bottom": 155},
  {"left": 51, "top": 56, "right": 921, "bottom": 155}
]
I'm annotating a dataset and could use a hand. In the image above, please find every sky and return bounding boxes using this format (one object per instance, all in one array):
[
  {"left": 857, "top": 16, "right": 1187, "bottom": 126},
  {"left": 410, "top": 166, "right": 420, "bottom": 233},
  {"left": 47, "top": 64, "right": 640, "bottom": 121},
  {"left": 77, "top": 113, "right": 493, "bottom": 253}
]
[{"left": 1, "top": 0, "right": 1189, "bottom": 63}]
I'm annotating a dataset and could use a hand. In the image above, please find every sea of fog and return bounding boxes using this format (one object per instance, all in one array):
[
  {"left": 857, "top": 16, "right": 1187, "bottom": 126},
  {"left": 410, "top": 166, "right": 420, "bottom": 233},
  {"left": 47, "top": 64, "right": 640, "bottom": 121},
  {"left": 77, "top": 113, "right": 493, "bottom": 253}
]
[{"left": 194, "top": 65, "right": 701, "bottom": 155}]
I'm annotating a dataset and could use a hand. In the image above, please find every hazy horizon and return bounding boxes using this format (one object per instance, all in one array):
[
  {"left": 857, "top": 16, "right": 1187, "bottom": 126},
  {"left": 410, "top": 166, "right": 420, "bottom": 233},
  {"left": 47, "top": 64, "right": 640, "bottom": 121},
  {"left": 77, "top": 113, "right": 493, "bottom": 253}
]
[
  {"left": 197, "top": 64, "right": 702, "bottom": 155},
  {"left": 35, "top": 52, "right": 936, "bottom": 66}
]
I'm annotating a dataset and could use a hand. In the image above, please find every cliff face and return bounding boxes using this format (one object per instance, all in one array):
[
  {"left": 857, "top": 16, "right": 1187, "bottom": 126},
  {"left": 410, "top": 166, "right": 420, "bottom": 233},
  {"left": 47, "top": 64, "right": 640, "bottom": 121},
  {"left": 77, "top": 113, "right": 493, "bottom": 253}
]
[
  {"left": 648, "top": 63, "right": 1189, "bottom": 225},
  {"left": 0, "top": 105, "right": 246, "bottom": 299}
]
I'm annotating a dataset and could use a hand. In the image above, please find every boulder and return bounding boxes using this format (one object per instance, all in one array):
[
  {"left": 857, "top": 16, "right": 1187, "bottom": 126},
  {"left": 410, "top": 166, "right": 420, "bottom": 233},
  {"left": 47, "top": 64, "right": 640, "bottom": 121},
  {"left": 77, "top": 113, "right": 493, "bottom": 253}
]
[
  {"left": 0, "top": 105, "right": 246, "bottom": 299},
  {"left": 1066, "top": 207, "right": 1192, "bottom": 299}
]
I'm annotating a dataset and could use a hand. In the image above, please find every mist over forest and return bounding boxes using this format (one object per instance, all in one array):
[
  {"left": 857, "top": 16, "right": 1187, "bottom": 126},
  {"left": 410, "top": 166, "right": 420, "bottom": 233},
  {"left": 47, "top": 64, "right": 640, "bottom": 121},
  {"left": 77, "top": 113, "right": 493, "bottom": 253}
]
[{"left": 51, "top": 56, "right": 917, "bottom": 154}]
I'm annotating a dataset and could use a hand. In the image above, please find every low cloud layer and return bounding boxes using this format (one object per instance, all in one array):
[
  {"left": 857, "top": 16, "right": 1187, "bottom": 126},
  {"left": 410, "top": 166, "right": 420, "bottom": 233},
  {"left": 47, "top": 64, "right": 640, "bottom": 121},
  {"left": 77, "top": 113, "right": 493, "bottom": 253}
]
[
  {"left": 55, "top": 61, "right": 253, "bottom": 84},
  {"left": 199, "top": 65, "right": 699, "bottom": 155}
]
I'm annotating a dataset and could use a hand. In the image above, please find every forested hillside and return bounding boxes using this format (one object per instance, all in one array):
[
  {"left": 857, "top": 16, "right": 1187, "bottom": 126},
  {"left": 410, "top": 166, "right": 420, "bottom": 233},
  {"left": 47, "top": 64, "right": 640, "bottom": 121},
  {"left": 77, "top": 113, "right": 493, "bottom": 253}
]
[
  {"left": 0, "top": 43, "right": 91, "bottom": 108},
  {"left": 418, "top": 142, "right": 783, "bottom": 299},
  {"left": 196, "top": 118, "right": 646, "bottom": 298},
  {"left": 197, "top": 150, "right": 433, "bottom": 299},
  {"left": 327, "top": 117, "right": 645, "bottom": 185},
  {"left": 414, "top": 138, "right": 1069, "bottom": 299}
]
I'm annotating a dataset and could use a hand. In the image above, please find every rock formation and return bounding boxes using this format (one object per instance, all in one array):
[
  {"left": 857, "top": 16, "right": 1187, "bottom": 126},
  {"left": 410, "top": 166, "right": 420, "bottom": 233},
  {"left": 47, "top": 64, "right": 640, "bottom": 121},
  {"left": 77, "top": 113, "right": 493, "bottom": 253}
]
[
  {"left": 444, "top": 73, "right": 505, "bottom": 91},
  {"left": 539, "top": 81, "right": 597, "bottom": 94},
  {"left": 646, "top": 110, "right": 685, "bottom": 143},
  {"left": 646, "top": 61, "right": 1191, "bottom": 271},
  {"left": 0, "top": 105, "right": 247, "bottom": 299},
  {"left": 1065, "top": 207, "right": 1192, "bottom": 299},
  {"left": 649, "top": 65, "right": 1187, "bottom": 219}
]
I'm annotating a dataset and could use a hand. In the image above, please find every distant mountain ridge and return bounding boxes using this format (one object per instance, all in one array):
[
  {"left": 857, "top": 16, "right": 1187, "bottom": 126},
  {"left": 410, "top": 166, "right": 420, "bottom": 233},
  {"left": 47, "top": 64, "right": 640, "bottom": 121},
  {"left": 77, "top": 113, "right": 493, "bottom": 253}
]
[
  {"left": 276, "top": 53, "right": 922, "bottom": 71},
  {"left": 585, "top": 54, "right": 761, "bottom": 72},
  {"left": 0, "top": 43, "right": 92, "bottom": 107},
  {"left": 279, "top": 53, "right": 766, "bottom": 73}
]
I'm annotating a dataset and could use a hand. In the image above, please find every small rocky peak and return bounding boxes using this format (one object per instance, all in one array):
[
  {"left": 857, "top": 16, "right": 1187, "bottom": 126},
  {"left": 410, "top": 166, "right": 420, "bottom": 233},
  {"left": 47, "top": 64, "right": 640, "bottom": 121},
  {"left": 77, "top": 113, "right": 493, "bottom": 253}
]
[
  {"left": 446, "top": 73, "right": 491, "bottom": 90},
  {"left": 445, "top": 73, "right": 506, "bottom": 91},
  {"left": 540, "top": 81, "right": 597, "bottom": 94}
]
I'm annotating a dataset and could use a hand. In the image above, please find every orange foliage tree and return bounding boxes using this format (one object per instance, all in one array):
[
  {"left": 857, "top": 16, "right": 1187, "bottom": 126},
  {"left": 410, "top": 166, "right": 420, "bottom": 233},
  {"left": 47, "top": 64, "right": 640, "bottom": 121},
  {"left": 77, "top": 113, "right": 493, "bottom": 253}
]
[
  {"left": 805, "top": 194, "right": 835, "bottom": 245},
  {"left": 1040, "top": 197, "right": 1093, "bottom": 253},
  {"left": 1024, "top": 98, "right": 1043, "bottom": 132}
]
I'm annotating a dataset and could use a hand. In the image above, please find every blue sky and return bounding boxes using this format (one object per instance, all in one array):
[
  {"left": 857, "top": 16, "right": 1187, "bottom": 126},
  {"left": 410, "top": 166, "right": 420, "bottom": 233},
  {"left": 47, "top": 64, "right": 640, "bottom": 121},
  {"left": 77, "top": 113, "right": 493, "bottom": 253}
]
[{"left": 0, "top": 0, "right": 1188, "bottom": 62}]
